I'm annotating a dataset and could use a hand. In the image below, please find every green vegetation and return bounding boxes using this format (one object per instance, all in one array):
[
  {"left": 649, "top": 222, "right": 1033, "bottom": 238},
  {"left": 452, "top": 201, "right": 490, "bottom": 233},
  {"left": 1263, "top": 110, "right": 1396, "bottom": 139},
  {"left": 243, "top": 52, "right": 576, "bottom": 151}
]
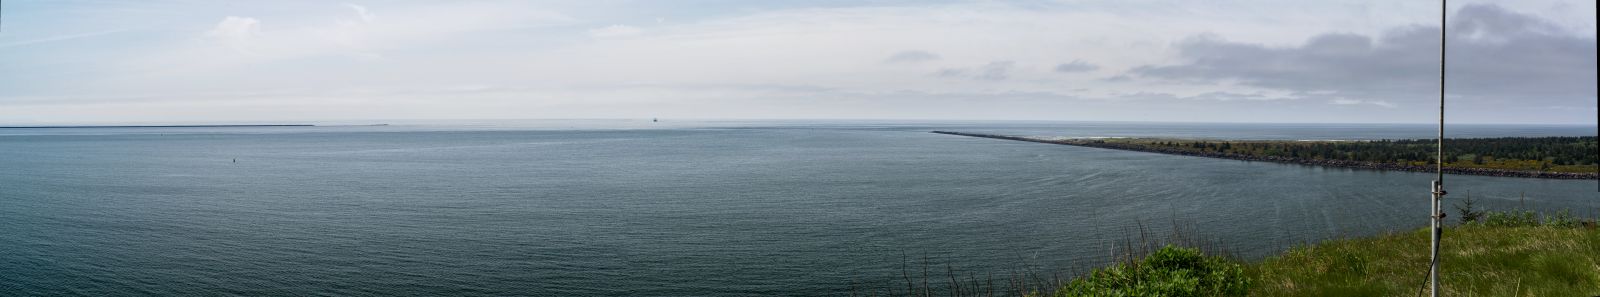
[
  {"left": 1046, "top": 245, "right": 1250, "bottom": 297},
  {"left": 1087, "top": 136, "right": 1598, "bottom": 173},
  {"left": 862, "top": 209, "right": 1598, "bottom": 296},
  {"left": 1248, "top": 223, "right": 1599, "bottom": 296},
  {"left": 1040, "top": 220, "right": 1599, "bottom": 296}
]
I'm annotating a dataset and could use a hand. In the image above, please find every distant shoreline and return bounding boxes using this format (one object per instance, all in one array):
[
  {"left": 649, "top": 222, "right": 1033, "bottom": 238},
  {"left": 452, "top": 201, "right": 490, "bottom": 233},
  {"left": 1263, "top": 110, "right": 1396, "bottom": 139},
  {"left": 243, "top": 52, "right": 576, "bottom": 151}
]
[
  {"left": 0, "top": 125, "right": 317, "bottom": 129},
  {"left": 933, "top": 131, "right": 1599, "bottom": 180}
]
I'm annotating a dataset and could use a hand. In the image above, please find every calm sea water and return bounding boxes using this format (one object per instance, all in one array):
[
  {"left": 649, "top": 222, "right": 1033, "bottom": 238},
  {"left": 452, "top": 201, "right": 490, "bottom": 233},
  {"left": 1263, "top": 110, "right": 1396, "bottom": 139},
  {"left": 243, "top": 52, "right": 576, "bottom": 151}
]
[{"left": 2, "top": 120, "right": 1596, "bottom": 296}]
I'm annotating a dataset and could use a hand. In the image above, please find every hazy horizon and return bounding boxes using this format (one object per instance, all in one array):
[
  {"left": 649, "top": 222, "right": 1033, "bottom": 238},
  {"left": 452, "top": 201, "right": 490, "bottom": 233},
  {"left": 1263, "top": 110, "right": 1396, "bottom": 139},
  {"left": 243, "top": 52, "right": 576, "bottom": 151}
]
[
  {"left": 9, "top": 116, "right": 1600, "bottom": 126},
  {"left": 3, "top": 117, "right": 1600, "bottom": 127}
]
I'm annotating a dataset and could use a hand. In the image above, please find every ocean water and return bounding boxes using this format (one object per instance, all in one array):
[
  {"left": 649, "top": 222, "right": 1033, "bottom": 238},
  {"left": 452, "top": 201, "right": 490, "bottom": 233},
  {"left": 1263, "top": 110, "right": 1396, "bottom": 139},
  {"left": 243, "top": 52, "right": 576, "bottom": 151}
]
[{"left": 1, "top": 120, "right": 1595, "bottom": 296}]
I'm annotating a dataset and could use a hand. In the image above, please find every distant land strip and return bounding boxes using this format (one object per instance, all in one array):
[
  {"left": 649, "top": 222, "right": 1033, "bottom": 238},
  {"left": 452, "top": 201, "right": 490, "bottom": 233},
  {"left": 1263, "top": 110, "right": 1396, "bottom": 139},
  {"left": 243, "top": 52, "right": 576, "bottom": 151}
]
[
  {"left": 0, "top": 124, "right": 316, "bottom": 129},
  {"left": 933, "top": 131, "right": 1598, "bottom": 180}
]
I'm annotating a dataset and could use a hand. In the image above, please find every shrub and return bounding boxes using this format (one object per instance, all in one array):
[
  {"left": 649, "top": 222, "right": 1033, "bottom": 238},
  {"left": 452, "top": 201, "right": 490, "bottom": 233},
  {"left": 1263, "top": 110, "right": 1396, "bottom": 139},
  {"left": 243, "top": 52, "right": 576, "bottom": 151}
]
[
  {"left": 1050, "top": 245, "right": 1249, "bottom": 297},
  {"left": 1544, "top": 209, "right": 1580, "bottom": 228},
  {"left": 1483, "top": 210, "right": 1539, "bottom": 227},
  {"left": 1454, "top": 195, "right": 1484, "bottom": 224}
]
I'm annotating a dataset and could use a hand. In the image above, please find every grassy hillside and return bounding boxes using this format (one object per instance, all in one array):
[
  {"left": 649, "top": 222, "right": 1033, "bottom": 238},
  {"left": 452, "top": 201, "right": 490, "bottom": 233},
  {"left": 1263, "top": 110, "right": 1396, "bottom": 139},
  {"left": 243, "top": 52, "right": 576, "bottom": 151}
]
[
  {"left": 1026, "top": 209, "right": 1600, "bottom": 296},
  {"left": 1249, "top": 225, "right": 1600, "bottom": 296},
  {"left": 863, "top": 209, "right": 1599, "bottom": 296}
]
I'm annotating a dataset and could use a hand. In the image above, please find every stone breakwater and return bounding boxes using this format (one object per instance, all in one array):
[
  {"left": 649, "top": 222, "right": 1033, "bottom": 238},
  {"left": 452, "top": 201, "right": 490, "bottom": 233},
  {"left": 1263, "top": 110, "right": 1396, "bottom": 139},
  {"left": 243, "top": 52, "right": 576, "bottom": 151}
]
[{"left": 933, "top": 131, "right": 1599, "bottom": 180}]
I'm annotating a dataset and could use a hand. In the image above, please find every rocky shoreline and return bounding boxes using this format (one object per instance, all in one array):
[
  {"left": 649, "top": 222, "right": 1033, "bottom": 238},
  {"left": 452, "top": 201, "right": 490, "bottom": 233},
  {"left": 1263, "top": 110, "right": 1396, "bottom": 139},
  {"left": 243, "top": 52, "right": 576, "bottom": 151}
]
[{"left": 933, "top": 131, "right": 1598, "bottom": 180}]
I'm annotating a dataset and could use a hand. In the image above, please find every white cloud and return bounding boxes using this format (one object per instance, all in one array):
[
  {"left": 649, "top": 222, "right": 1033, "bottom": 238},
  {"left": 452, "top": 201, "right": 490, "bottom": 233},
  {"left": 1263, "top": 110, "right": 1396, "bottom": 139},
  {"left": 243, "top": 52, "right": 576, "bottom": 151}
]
[
  {"left": 105, "top": 2, "right": 576, "bottom": 89},
  {"left": 936, "top": 61, "right": 1015, "bottom": 80},
  {"left": 589, "top": 25, "right": 643, "bottom": 38},
  {"left": 1331, "top": 99, "right": 1396, "bottom": 108},
  {"left": 0, "top": 29, "right": 129, "bottom": 49},
  {"left": 884, "top": 50, "right": 939, "bottom": 63},
  {"left": 345, "top": 4, "right": 375, "bottom": 23},
  {"left": 204, "top": 16, "right": 262, "bottom": 53},
  {"left": 206, "top": 16, "right": 262, "bottom": 39},
  {"left": 195, "top": 2, "right": 571, "bottom": 59}
]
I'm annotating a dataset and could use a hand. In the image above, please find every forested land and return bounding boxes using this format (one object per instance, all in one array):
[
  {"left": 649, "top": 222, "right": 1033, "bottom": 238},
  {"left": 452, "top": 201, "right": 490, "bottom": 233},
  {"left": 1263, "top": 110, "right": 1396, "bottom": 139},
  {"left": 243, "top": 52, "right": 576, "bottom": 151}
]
[{"left": 1090, "top": 136, "right": 1597, "bottom": 173}]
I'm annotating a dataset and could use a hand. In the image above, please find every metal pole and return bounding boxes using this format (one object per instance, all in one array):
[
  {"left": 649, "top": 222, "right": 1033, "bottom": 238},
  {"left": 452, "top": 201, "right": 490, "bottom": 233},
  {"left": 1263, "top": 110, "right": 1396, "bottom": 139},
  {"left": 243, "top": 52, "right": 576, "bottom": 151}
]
[
  {"left": 1430, "top": 1, "right": 1446, "bottom": 296},
  {"left": 1430, "top": 182, "right": 1441, "bottom": 296}
]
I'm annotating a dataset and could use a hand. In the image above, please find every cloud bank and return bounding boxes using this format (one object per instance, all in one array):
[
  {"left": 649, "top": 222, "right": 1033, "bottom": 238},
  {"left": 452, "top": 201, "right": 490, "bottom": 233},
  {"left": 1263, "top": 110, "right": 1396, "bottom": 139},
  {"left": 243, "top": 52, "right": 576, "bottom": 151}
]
[
  {"left": 1053, "top": 60, "right": 1100, "bottom": 73},
  {"left": 1130, "top": 4, "right": 1596, "bottom": 113},
  {"left": 0, "top": 1, "right": 1593, "bottom": 124}
]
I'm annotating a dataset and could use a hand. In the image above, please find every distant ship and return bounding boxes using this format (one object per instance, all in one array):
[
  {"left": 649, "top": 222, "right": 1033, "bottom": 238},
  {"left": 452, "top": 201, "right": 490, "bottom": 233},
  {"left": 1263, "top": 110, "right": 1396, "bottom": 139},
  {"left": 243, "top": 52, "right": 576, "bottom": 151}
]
[{"left": 653, "top": 118, "right": 658, "bottom": 122}]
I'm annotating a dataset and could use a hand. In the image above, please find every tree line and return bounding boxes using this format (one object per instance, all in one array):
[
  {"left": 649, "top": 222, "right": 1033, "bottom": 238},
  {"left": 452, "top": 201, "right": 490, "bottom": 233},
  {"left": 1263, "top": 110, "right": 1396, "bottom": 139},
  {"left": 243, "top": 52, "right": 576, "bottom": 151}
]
[{"left": 1121, "top": 136, "right": 1597, "bottom": 172}]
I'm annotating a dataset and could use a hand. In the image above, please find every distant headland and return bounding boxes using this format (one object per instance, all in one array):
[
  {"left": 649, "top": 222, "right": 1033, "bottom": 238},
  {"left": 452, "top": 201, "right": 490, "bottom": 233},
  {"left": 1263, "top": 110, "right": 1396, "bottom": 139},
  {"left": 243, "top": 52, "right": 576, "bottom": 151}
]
[{"left": 934, "top": 131, "right": 1599, "bottom": 180}]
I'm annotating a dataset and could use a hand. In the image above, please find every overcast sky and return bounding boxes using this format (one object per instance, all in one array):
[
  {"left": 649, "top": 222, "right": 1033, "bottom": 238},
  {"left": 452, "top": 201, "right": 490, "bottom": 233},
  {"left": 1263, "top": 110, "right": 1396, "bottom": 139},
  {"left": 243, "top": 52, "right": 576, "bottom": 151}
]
[{"left": 1, "top": 0, "right": 1595, "bottom": 124}]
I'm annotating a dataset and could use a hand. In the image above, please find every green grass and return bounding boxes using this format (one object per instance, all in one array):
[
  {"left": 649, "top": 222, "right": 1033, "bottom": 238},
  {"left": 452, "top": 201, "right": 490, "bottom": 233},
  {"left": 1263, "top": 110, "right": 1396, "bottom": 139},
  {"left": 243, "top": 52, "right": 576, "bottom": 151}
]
[
  {"left": 1020, "top": 218, "right": 1600, "bottom": 296},
  {"left": 1248, "top": 225, "right": 1600, "bottom": 296}
]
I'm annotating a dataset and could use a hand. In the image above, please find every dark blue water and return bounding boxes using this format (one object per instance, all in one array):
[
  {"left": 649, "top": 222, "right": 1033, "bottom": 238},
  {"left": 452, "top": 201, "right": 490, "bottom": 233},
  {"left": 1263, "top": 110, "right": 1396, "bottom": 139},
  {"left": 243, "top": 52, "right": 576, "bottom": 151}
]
[{"left": 2, "top": 120, "right": 1595, "bottom": 296}]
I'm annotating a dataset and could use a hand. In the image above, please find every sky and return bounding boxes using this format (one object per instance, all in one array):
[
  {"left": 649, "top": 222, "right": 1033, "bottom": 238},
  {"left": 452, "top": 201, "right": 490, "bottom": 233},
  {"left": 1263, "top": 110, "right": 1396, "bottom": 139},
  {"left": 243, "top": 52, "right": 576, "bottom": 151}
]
[{"left": 0, "top": 0, "right": 1595, "bottom": 124}]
